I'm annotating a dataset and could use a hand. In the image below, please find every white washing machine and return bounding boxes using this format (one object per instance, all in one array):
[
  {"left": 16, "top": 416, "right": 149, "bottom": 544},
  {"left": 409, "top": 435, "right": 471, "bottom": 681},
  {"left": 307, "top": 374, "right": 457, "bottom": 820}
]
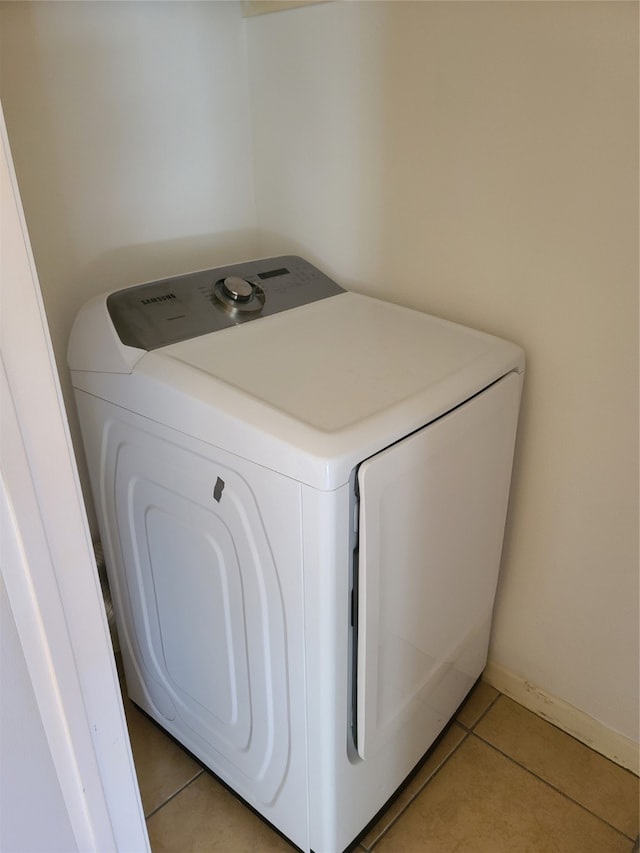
[{"left": 68, "top": 256, "right": 524, "bottom": 853}]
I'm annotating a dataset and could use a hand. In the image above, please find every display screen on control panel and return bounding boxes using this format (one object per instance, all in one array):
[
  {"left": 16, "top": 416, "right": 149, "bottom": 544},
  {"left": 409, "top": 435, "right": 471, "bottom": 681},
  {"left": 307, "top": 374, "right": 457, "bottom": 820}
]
[{"left": 257, "top": 268, "right": 289, "bottom": 280}]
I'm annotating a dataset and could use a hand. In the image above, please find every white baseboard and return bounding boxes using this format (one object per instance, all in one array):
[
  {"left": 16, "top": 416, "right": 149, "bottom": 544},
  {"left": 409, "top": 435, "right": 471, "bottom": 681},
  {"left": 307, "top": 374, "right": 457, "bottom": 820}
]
[{"left": 483, "top": 660, "right": 639, "bottom": 776}]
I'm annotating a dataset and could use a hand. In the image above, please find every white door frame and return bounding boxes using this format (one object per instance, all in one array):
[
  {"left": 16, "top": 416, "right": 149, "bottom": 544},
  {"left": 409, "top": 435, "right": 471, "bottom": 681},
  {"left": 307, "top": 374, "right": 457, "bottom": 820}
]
[{"left": 1, "top": 104, "right": 149, "bottom": 852}]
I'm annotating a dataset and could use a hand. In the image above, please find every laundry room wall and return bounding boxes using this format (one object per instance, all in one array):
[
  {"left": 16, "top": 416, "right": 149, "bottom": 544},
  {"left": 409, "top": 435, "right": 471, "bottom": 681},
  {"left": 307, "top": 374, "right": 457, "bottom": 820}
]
[
  {"left": 0, "top": 0, "right": 258, "bottom": 527},
  {"left": 245, "top": 1, "right": 639, "bottom": 766}
]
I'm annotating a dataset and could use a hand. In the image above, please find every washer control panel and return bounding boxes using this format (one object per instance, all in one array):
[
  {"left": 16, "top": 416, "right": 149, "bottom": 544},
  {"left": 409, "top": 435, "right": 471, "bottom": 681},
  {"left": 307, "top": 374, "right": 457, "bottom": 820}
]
[{"left": 107, "top": 256, "right": 344, "bottom": 351}]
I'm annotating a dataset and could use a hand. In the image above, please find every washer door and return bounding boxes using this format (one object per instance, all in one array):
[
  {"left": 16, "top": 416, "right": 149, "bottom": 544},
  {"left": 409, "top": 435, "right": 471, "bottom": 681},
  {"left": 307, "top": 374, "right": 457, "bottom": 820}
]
[{"left": 356, "top": 372, "right": 521, "bottom": 760}]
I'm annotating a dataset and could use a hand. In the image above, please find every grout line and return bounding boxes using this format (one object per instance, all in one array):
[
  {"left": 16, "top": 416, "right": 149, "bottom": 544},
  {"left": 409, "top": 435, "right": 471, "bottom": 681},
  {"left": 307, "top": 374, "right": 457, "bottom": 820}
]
[
  {"left": 144, "top": 768, "right": 205, "bottom": 821},
  {"left": 469, "top": 731, "right": 637, "bottom": 842},
  {"left": 363, "top": 728, "right": 471, "bottom": 850},
  {"left": 461, "top": 688, "right": 502, "bottom": 732},
  {"left": 364, "top": 689, "right": 502, "bottom": 849},
  {"left": 476, "top": 688, "right": 502, "bottom": 724}
]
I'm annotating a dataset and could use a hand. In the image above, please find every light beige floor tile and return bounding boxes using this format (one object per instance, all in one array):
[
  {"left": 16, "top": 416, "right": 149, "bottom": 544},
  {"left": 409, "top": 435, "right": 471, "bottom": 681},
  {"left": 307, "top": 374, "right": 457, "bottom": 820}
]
[
  {"left": 475, "top": 696, "right": 639, "bottom": 839},
  {"left": 147, "top": 772, "right": 297, "bottom": 852},
  {"left": 360, "top": 723, "right": 467, "bottom": 849},
  {"left": 115, "top": 653, "right": 204, "bottom": 816},
  {"left": 372, "top": 735, "right": 634, "bottom": 853},
  {"left": 455, "top": 679, "right": 499, "bottom": 729},
  {"left": 123, "top": 695, "right": 203, "bottom": 817}
]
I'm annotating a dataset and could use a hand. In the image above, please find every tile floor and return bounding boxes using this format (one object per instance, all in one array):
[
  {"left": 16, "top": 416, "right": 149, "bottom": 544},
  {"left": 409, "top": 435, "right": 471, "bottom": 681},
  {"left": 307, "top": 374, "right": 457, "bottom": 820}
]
[{"left": 120, "top": 672, "right": 639, "bottom": 853}]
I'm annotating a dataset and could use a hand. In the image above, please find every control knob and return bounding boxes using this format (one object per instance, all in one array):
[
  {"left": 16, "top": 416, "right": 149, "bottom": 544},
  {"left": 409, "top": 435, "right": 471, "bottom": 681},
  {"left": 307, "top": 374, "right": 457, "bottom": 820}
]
[{"left": 221, "top": 276, "right": 253, "bottom": 303}]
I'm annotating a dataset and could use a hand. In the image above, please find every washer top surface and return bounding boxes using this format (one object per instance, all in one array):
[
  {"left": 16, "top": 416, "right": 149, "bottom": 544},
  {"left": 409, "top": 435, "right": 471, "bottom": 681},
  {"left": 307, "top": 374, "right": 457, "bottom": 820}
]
[
  {"left": 160, "top": 292, "right": 500, "bottom": 432},
  {"left": 69, "top": 256, "right": 524, "bottom": 487}
]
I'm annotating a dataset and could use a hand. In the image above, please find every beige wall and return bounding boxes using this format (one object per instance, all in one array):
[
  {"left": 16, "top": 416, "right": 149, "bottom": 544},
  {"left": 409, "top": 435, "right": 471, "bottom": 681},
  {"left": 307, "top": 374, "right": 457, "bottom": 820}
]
[
  {"left": 246, "top": 1, "right": 639, "bottom": 746},
  {"left": 0, "top": 0, "right": 259, "bottom": 525}
]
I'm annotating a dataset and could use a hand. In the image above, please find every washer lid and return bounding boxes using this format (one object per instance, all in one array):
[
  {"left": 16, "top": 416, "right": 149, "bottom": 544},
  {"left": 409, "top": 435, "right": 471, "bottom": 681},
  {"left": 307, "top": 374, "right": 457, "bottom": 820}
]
[
  {"left": 158, "top": 291, "right": 521, "bottom": 433},
  {"left": 71, "top": 289, "right": 524, "bottom": 488}
]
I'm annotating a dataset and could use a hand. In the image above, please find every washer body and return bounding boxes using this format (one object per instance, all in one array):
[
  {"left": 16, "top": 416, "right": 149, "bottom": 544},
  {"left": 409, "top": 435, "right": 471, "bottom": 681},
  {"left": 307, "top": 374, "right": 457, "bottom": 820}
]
[{"left": 68, "top": 257, "right": 524, "bottom": 853}]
